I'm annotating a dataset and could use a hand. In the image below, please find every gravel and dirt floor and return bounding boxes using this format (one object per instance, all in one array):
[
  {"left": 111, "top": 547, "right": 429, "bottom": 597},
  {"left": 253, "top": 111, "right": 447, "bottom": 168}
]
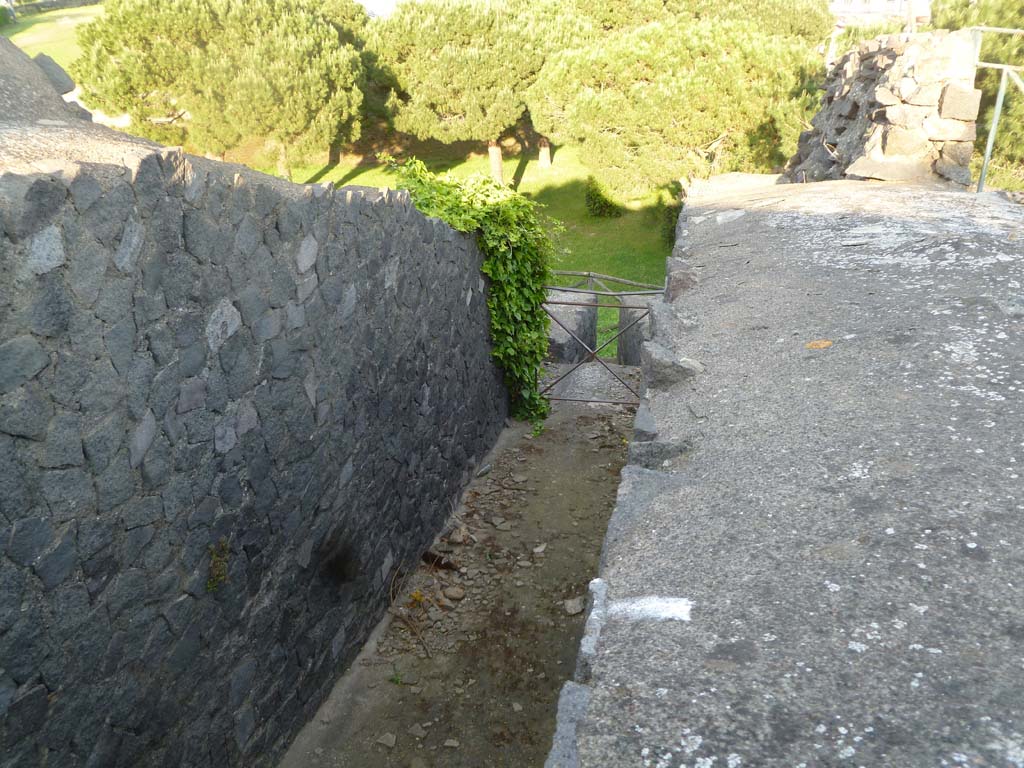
[{"left": 280, "top": 385, "right": 636, "bottom": 768}]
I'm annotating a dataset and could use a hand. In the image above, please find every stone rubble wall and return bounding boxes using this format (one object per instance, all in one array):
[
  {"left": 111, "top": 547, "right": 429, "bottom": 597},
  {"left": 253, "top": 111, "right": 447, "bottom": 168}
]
[
  {"left": 787, "top": 30, "right": 981, "bottom": 185},
  {"left": 0, "top": 43, "right": 506, "bottom": 768}
]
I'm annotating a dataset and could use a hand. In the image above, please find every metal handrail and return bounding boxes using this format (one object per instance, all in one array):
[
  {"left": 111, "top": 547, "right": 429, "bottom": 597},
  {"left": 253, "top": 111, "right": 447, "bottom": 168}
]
[
  {"left": 549, "top": 270, "right": 662, "bottom": 291},
  {"left": 541, "top": 270, "right": 662, "bottom": 406},
  {"left": 971, "top": 26, "right": 1024, "bottom": 193}
]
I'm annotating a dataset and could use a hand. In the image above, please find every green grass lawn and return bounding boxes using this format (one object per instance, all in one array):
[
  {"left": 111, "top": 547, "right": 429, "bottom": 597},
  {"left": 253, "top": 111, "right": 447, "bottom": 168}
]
[
  {"left": 973, "top": 156, "right": 1024, "bottom": 192},
  {"left": 247, "top": 141, "right": 673, "bottom": 356},
  {"left": 249, "top": 142, "right": 672, "bottom": 288},
  {"left": 0, "top": 4, "right": 103, "bottom": 71},
  {"left": 1, "top": 4, "right": 673, "bottom": 355}
]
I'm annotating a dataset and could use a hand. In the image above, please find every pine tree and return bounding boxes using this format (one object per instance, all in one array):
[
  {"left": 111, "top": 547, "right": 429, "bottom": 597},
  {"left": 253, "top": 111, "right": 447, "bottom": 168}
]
[
  {"left": 73, "top": 0, "right": 367, "bottom": 171},
  {"left": 526, "top": 15, "right": 823, "bottom": 197},
  {"left": 566, "top": 0, "right": 831, "bottom": 39},
  {"left": 73, "top": 0, "right": 219, "bottom": 126},
  {"left": 186, "top": 1, "right": 364, "bottom": 176},
  {"left": 371, "top": 0, "right": 544, "bottom": 183},
  {"left": 504, "top": 0, "right": 595, "bottom": 168}
]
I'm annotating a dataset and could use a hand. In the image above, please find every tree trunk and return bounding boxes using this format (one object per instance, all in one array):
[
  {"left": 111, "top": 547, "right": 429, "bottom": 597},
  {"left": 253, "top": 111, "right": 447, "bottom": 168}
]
[
  {"left": 276, "top": 141, "right": 293, "bottom": 182},
  {"left": 488, "top": 140, "right": 504, "bottom": 185},
  {"left": 538, "top": 137, "right": 551, "bottom": 169}
]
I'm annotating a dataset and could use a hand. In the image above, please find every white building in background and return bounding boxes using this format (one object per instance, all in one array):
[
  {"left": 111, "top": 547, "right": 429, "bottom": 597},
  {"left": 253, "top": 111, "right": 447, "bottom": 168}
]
[
  {"left": 829, "top": 0, "right": 932, "bottom": 25},
  {"left": 357, "top": 0, "right": 399, "bottom": 18}
]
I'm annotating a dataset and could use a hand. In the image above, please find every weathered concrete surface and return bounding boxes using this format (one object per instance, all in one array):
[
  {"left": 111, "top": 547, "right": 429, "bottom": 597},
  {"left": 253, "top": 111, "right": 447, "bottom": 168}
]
[
  {"left": 543, "top": 361, "right": 641, "bottom": 405},
  {"left": 550, "top": 175, "right": 1024, "bottom": 767}
]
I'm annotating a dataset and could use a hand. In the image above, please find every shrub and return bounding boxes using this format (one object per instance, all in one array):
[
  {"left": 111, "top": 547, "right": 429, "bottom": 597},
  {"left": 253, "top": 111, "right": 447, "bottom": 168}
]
[
  {"left": 653, "top": 197, "right": 683, "bottom": 246},
  {"left": 527, "top": 16, "right": 823, "bottom": 196},
  {"left": 73, "top": 0, "right": 368, "bottom": 169},
  {"left": 584, "top": 176, "right": 623, "bottom": 218}
]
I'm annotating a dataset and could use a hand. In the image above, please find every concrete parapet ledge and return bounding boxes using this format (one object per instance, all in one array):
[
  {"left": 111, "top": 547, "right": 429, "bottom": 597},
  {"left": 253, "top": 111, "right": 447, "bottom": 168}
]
[{"left": 548, "top": 174, "right": 1024, "bottom": 767}]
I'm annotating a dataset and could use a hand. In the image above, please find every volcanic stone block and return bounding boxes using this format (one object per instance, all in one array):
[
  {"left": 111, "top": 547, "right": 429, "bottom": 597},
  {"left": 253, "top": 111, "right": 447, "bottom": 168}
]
[
  {"left": 26, "top": 224, "right": 65, "bottom": 275},
  {"left": 884, "top": 104, "right": 933, "bottom": 129},
  {"left": 0, "top": 384, "right": 53, "bottom": 440},
  {"left": 935, "top": 159, "right": 972, "bottom": 186},
  {"left": 905, "top": 82, "right": 944, "bottom": 107},
  {"left": 0, "top": 336, "right": 50, "bottom": 394},
  {"left": 941, "top": 141, "right": 974, "bottom": 167},
  {"left": 617, "top": 302, "right": 650, "bottom": 367},
  {"left": 923, "top": 115, "right": 977, "bottom": 142},
  {"left": 883, "top": 126, "right": 933, "bottom": 158},
  {"left": 939, "top": 83, "right": 983, "bottom": 121},
  {"left": 641, "top": 341, "right": 704, "bottom": 390}
]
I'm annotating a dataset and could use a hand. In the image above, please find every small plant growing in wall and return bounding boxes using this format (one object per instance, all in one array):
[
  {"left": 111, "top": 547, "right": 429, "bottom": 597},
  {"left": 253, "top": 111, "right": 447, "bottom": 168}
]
[
  {"left": 206, "top": 538, "right": 230, "bottom": 592},
  {"left": 383, "top": 155, "right": 554, "bottom": 423}
]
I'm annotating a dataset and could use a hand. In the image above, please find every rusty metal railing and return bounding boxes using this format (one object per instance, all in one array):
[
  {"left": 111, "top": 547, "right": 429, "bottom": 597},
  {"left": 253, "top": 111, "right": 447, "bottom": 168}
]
[
  {"left": 971, "top": 27, "right": 1024, "bottom": 193},
  {"left": 541, "top": 271, "right": 662, "bottom": 406}
]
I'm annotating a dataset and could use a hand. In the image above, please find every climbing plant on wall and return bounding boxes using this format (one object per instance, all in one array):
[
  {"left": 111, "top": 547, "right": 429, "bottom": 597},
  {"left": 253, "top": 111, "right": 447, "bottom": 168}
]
[{"left": 384, "top": 156, "right": 553, "bottom": 422}]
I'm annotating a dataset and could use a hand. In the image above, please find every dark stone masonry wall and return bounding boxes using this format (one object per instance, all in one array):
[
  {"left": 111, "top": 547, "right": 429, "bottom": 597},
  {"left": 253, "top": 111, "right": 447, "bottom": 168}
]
[{"left": 0, "top": 83, "right": 507, "bottom": 767}]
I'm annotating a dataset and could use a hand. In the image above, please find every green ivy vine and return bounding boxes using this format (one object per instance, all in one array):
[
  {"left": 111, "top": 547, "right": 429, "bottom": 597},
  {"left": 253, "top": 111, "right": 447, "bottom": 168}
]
[{"left": 383, "top": 156, "right": 553, "bottom": 422}]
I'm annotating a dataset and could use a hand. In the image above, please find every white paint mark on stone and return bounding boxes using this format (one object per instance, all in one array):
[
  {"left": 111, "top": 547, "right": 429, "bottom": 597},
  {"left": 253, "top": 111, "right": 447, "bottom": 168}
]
[
  {"left": 715, "top": 209, "right": 746, "bottom": 225},
  {"left": 608, "top": 596, "right": 693, "bottom": 622},
  {"left": 847, "top": 461, "right": 872, "bottom": 479}
]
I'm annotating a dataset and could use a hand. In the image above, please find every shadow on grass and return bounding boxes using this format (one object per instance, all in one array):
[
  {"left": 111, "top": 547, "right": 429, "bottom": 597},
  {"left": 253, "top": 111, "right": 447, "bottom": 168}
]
[
  {"left": 511, "top": 153, "right": 530, "bottom": 190},
  {"left": 312, "top": 123, "right": 560, "bottom": 189},
  {"left": 0, "top": 13, "right": 54, "bottom": 37},
  {"left": 0, "top": 3, "right": 98, "bottom": 37}
]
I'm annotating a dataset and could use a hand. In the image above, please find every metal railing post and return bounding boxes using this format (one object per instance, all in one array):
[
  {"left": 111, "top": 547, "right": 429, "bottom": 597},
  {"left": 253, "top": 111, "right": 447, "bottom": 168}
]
[{"left": 978, "top": 68, "right": 1010, "bottom": 194}]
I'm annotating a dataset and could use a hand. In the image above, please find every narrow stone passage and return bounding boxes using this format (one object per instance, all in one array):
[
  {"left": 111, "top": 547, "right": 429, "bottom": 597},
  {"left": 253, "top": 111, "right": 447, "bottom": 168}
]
[{"left": 280, "top": 399, "right": 634, "bottom": 768}]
